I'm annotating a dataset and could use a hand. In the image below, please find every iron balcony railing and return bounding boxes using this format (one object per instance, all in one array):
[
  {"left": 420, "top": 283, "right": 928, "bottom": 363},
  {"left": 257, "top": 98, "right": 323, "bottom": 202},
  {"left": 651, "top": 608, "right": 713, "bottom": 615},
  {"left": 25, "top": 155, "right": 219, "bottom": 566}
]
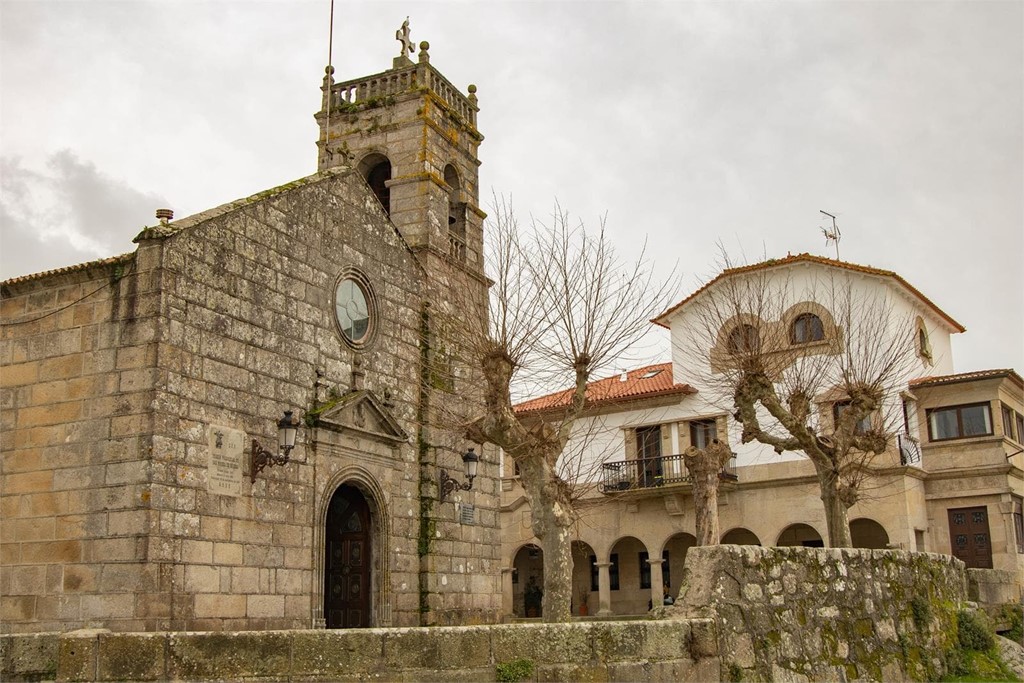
[
  {"left": 897, "top": 432, "right": 922, "bottom": 466},
  {"left": 599, "top": 453, "right": 738, "bottom": 493}
]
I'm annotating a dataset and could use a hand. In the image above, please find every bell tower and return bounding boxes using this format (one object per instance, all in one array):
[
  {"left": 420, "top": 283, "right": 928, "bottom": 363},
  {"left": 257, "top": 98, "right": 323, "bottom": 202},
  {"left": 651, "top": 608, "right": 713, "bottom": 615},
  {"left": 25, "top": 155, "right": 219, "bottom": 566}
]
[
  {"left": 315, "top": 24, "right": 497, "bottom": 628},
  {"left": 314, "top": 30, "right": 485, "bottom": 279}
]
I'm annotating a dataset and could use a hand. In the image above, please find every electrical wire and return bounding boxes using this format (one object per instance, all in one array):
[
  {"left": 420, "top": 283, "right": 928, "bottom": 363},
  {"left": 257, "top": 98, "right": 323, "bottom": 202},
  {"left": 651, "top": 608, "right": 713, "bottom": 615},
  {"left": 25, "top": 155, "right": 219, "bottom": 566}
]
[{"left": 0, "top": 258, "right": 137, "bottom": 327}]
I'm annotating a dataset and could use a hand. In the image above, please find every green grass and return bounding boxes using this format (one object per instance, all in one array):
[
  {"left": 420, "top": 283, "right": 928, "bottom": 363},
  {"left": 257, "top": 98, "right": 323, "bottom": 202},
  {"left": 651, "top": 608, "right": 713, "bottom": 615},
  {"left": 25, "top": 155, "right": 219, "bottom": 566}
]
[{"left": 940, "top": 648, "right": 1020, "bottom": 682}]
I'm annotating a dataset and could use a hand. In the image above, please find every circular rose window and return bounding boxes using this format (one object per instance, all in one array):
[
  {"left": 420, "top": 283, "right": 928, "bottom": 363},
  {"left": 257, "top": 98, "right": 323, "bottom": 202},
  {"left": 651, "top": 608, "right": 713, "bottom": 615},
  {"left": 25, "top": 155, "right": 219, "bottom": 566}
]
[{"left": 333, "top": 271, "right": 376, "bottom": 348}]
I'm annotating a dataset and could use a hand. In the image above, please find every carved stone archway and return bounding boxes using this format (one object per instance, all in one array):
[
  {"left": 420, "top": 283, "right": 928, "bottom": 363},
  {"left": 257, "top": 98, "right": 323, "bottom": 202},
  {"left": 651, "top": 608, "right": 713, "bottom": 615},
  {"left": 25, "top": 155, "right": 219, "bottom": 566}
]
[{"left": 309, "top": 390, "right": 408, "bottom": 628}]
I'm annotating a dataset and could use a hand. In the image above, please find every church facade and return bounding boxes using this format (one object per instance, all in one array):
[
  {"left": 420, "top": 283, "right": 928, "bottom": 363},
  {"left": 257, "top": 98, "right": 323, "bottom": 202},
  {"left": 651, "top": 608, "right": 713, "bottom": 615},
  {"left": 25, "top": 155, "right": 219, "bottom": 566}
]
[{"left": 1, "top": 37, "right": 500, "bottom": 632}]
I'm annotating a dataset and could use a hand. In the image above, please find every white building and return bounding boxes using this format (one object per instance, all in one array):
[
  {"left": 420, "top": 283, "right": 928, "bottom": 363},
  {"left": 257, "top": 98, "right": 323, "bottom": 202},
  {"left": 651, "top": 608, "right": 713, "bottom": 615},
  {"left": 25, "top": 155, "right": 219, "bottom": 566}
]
[{"left": 501, "top": 254, "right": 1024, "bottom": 618}]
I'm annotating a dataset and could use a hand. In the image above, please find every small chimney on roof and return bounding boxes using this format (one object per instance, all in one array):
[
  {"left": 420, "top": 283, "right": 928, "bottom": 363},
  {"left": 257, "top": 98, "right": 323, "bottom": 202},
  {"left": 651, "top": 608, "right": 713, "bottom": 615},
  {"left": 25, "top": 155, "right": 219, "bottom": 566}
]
[
  {"left": 156, "top": 208, "right": 174, "bottom": 225},
  {"left": 619, "top": 369, "right": 628, "bottom": 382}
]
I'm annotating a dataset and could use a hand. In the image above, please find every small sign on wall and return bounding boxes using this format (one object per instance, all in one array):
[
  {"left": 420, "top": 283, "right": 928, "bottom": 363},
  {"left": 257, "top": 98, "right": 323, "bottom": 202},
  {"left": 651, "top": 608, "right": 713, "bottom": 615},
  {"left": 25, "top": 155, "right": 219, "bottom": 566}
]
[{"left": 207, "top": 425, "right": 245, "bottom": 497}]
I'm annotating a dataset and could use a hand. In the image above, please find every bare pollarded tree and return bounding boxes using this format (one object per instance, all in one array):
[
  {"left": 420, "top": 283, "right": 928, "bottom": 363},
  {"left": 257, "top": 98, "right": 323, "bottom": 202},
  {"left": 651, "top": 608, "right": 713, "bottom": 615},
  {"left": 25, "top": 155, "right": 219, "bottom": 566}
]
[
  {"left": 439, "top": 198, "right": 677, "bottom": 622},
  {"left": 682, "top": 439, "right": 733, "bottom": 546},
  {"left": 675, "top": 253, "right": 919, "bottom": 547}
]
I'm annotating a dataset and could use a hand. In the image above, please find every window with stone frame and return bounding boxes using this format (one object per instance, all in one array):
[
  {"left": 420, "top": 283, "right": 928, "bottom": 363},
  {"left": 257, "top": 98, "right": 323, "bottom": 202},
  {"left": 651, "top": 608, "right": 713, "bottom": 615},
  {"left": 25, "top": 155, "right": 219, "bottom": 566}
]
[
  {"left": 833, "top": 400, "right": 872, "bottom": 435},
  {"left": 726, "top": 323, "right": 760, "bottom": 355},
  {"left": 1014, "top": 497, "right": 1024, "bottom": 554},
  {"left": 790, "top": 312, "right": 825, "bottom": 344},
  {"left": 1002, "top": 404, "right": 1017, "bottom": 442},
  {"left": 926, "top": 402, "right": 993, "bottom": 441},
  {"left": 688, "top": 419, "right": 718, "bottom": 449},
  {"left": 916, "top": 318, "right": 933, "bottom": 363}
]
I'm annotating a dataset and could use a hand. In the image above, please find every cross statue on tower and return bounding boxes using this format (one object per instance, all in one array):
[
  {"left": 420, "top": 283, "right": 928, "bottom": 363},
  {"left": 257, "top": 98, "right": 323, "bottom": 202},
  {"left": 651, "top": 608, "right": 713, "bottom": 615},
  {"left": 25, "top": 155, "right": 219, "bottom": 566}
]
[{"left": 396, "top": 17, "right": 414, "bottom": 57}]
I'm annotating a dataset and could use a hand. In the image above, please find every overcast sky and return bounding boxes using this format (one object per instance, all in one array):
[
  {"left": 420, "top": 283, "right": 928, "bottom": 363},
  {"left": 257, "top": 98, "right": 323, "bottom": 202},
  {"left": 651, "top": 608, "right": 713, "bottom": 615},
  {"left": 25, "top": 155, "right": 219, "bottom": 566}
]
[{"left": 1, "top": 1, "right": 1021, "bottom": 374}]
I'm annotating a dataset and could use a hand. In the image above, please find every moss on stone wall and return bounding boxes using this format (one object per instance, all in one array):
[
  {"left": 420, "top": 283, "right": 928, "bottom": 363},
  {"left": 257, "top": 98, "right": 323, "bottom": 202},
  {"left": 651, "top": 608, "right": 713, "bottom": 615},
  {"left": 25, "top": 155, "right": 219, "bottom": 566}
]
[{"left": 677, "top": 545, "right": 968, "bottom": 682}]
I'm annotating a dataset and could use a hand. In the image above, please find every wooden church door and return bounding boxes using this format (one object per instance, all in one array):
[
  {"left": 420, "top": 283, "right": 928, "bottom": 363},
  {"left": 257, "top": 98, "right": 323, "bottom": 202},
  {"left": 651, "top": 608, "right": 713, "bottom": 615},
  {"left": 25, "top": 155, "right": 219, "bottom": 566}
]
[{"left": 325, "top": 485, "right": 372, "bottom": 628}]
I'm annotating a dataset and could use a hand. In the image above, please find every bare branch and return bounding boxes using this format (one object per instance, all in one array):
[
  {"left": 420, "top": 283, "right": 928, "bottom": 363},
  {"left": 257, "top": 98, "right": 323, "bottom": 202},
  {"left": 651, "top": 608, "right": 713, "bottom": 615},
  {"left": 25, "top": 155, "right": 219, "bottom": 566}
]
[{"left": 678, "top": 249, "right": 922, "bottom": 546}]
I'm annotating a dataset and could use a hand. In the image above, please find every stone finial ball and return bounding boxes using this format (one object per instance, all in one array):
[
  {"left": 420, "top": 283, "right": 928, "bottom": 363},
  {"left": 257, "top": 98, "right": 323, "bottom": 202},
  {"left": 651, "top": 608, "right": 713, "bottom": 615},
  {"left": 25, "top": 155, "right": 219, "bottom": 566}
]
[
  {"left": 419, "top": 41, "right": 430, "bottom": 50},
  {"left": 468, "top": 84, "right": 477, "bottom": 94},
  {"left": 325, "top": 65, "right": 335, "bottom": 75}
]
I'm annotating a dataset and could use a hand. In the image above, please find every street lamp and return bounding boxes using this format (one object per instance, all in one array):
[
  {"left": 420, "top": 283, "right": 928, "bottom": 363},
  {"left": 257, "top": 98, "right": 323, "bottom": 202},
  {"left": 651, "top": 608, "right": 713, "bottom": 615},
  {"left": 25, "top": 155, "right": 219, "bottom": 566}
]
[
  {"left": 439, "top": 447, "right": 479, "bottom": 500},
  {"left": 251, "top": 410, "right": 299, "bottom": 483}
]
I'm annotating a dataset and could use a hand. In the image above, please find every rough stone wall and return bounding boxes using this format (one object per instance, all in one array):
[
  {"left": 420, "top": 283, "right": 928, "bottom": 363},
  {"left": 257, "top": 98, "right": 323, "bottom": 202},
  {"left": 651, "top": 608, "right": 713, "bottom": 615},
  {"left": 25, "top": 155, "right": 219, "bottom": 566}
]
[
  {"left": 319, "top": 62, "right": 485, "bottom": 272},
  {"left": 1, "top": 168, "right": 502, "bottom": 633},
  {"left": 968, "top": 568, "right": 1019, "bottom": 605},
  {"left": 0, "top": 619, "right": 719, "bottom": 682},
  {"left": 142, "top": 170, "right": 498, "bottom": 630},
  {"left": 1, "top": 255, "right": 162, "bottom": 632},
  {"left": 141, "top": 170, "right": 427, "bottom": 631},
  {"left": 317, "top": 61, "right": 498, "bottom": 625},
  {"left": 675, "top": 545, "right": 966, "bottom": 682}
]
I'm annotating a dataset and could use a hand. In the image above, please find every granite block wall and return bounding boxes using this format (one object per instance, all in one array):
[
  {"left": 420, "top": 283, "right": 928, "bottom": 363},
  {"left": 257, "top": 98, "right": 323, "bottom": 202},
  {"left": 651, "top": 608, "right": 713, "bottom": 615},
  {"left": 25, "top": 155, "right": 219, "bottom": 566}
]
[
  {"left": 0, "top": 620, "right": 719, "bottom": 682},
  {"left": 675, "top": 545, "right": 967, "bottom": 681}
]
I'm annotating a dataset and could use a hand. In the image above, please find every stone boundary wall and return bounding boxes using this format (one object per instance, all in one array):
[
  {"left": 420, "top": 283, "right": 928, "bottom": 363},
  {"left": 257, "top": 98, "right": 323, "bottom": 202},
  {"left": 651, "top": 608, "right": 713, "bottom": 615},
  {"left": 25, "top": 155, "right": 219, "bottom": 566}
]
[
  {"left": 675, "top": 545, "right": 966, "bottom": 682},
  {"left": 967, "top": 568, "right": 1020, "bottom": 630},
  {"left": 967, "top": 567, "right": 1018, "bottom": 606},
  {"left": 0, "top": 619, "right": 719, "bottom": 682},
  {"left": 2, "top": 548, "right": 977, "bottom": 682}
]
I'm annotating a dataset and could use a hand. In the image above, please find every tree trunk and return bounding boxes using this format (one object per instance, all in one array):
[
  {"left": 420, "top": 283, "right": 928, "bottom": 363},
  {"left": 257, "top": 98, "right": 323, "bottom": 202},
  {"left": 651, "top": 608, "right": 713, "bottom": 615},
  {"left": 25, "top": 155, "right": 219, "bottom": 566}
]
[
  {"left": 684, "top": 441, "right": 733, "bottom": 546},
  {"left": 815, "top": 465, "right": 853, "bottom": 547},
  {"left": 517, "top": 455, "right": 574, "bottom": 623},
  {"left": 538, "top": 515, "right": 572, "bottom": 622}
]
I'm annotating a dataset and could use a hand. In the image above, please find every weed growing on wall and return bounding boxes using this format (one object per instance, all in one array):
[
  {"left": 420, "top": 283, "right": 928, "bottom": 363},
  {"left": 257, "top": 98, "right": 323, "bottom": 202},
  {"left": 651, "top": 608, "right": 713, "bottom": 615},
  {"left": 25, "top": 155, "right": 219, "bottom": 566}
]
[
  {"left": 942, "top": 610, "right": 1020, "bottom": 682},
  {"left": 910, "top": 595, "right": 931, "bottom": 632},
  {"left": 495, "top": 658, "right": 534, "bottom": 682},
  {"left": 999, "top": 604, "right": 1023, "bottom": 644}
]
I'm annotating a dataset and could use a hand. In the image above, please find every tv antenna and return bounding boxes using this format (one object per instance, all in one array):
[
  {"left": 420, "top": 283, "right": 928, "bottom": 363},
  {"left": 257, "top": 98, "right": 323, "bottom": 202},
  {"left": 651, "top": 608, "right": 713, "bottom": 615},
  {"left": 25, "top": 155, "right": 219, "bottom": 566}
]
[{"left": 819, "top": 210, "right": 841, "bottom": 260}]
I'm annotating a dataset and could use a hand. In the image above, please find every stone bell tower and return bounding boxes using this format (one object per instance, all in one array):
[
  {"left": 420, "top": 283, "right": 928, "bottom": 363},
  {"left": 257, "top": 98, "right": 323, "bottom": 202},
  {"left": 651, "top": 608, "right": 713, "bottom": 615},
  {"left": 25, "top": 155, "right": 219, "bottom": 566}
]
[
  {"left": 315, "top": 24, "right": 497, "bottom": 627},
  {"left": 314, "top": 25, "right": 485, "bottom": 279}
]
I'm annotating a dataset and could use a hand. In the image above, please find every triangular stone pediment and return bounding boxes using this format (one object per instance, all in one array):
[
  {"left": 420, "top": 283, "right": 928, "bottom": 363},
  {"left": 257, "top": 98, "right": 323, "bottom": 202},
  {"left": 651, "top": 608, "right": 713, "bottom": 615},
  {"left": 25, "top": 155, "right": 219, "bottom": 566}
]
[{"left": 313, "top": 390, "right": 409, "bottom": 445}]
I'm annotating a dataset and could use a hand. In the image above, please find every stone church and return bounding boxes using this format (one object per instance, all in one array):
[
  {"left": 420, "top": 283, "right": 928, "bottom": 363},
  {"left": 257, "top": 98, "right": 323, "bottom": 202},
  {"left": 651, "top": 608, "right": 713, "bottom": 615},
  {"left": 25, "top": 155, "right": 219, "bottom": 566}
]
[{"left": 0, "top": 32, "right": 500, "bottom": 632}]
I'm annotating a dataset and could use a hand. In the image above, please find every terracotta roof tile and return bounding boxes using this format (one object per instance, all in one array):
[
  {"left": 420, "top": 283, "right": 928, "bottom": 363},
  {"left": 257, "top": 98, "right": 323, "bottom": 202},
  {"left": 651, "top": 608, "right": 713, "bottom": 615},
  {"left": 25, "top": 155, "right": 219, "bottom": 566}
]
[
  {"left": 910, "top": 368, "right": 1023, "bottom": 389},
  {"left": 1, "top": 253, "right": 135, "bottom": 288},
  {"left": 653, "top": 253, "right": 964, "bottom": 333},
  {"left": 514, "top": 362, "right": 695, "bottom": 414}
]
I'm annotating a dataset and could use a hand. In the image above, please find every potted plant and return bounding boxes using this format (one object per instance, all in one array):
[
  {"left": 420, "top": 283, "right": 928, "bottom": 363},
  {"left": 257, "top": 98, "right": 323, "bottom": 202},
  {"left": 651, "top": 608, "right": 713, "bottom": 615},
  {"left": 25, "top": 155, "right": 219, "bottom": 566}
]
[{"left": 578, "top": 585, "right": 591, "bottom": 616}]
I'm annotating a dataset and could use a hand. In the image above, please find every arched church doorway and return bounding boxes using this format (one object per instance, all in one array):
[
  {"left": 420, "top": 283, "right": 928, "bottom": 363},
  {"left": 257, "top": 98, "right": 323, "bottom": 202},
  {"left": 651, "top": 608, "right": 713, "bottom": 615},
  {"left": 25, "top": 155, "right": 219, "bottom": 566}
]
[{"left": 324, "top": 485, "right": 372, "bottom": 628}]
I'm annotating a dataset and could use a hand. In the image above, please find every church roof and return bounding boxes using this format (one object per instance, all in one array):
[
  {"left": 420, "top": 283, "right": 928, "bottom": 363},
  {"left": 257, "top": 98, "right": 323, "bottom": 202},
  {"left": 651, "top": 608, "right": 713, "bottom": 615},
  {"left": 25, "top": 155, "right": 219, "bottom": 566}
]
[
  {"left": 652, "top": 253, "right": 965, "bottom": 333},
  {"left": 514, "top": 362, "right": 695, "bottom": 414},
  {"left": 2, "top": 166, "right": 422, "bottom": 288},
  {"left": 1, "top": 252, "right": 134, "bottom": 287},
  {"left": 132, "top": 167, "right": 352, "bottom": 242}
]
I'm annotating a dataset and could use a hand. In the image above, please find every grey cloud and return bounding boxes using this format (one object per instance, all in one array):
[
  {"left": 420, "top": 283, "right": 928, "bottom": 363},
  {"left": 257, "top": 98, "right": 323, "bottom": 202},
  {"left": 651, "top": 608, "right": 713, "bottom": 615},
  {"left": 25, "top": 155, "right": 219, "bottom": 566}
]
[{"left": 0, "top": 151, "right": 165, "bottom": 280}]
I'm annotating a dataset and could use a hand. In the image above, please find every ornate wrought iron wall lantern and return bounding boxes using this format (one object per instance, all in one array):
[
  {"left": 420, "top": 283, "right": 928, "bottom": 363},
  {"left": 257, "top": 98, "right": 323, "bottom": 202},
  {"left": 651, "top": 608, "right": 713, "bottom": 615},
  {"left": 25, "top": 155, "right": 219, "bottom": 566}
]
[
  {"left": 251, "top": 410, "right": 299, "bottom": 483},
  {"left": 439, "top": 447, "right": 479, "bottom": 500}
]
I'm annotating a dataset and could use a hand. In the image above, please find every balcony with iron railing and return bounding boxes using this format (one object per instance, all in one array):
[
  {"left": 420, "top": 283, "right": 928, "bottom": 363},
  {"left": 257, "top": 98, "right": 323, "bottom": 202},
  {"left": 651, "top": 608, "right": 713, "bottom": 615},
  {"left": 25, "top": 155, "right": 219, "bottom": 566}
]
[
  {"left": 598, "top": 453, "right": 738, "bottom": 494},
  {"left": 897, "top": 432, "right": 922, "bottom": 466}
]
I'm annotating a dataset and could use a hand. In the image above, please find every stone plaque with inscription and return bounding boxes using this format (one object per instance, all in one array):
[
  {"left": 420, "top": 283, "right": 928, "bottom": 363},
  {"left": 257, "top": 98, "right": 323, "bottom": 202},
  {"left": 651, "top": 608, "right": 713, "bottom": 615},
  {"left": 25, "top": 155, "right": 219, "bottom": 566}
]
[{"left": 207, "top": 425, "right": 245, "bottom": 497}]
